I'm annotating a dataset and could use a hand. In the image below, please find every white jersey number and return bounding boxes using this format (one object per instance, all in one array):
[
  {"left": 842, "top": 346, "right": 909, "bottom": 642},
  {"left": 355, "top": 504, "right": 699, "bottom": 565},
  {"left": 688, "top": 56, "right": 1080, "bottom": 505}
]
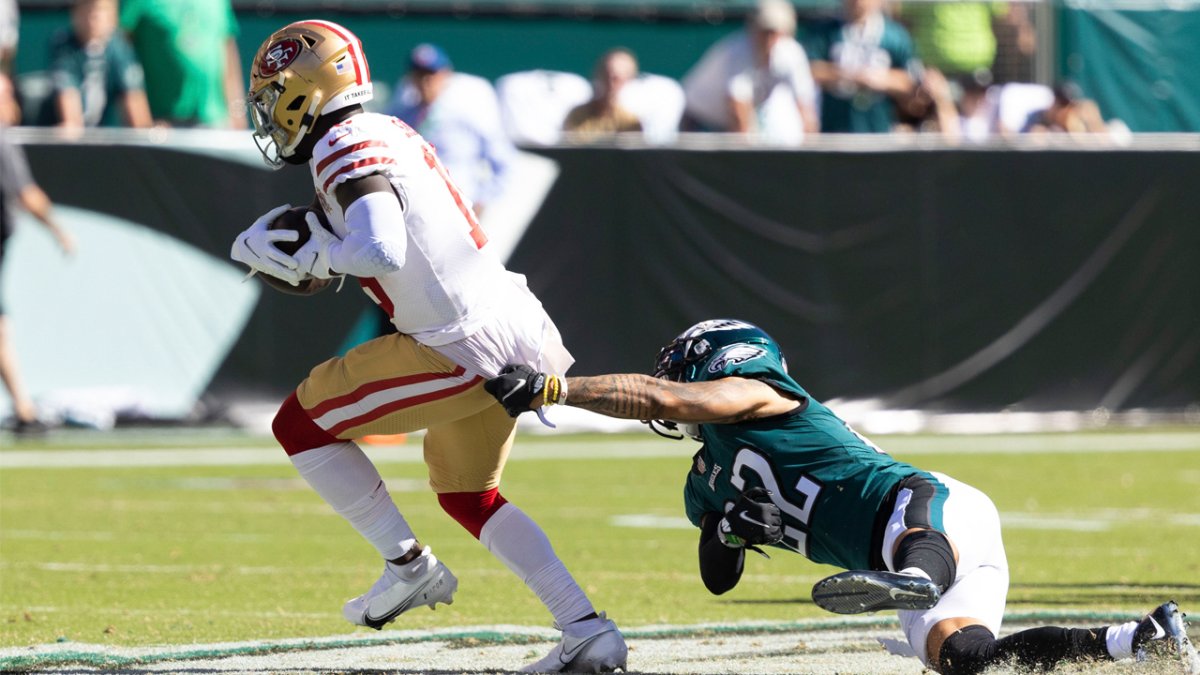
[{"left": 729, "top": 447, "right": 822, "bottom": 557}]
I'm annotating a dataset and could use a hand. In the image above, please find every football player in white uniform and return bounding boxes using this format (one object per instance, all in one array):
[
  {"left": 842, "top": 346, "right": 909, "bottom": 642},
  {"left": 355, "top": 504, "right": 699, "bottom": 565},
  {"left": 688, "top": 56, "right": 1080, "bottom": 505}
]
[{"left": 229, "top": 20, "right": 626, "bottom": 673}]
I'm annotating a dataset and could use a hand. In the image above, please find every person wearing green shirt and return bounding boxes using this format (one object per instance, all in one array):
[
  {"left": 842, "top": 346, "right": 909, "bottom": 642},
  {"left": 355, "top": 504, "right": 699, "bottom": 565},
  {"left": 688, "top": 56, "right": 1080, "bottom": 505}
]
[
  {"left": 48, "top": 0, "right": 151, "bottom": 128},
  {"left": 803, "top": 0, "right": 915, "bottom": 133},
  {"left": 119, "top": 0, "right": 245, "bottom": 128}
]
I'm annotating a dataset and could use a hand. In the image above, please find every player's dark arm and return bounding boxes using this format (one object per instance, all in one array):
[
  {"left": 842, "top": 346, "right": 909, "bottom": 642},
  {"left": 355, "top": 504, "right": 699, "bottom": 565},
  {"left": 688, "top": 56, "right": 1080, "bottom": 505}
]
[
  {"left": 697, "top": 513, "right": 744, "bottom": 595},
  {"left": 334, "top": 173, "right": 395, "bottom": 211},
  {"left": 322, "top": 174, "right": 407, "bottom": 277},
  {"left": 564, "top": 374, "right": 797, "bottom": 423}
]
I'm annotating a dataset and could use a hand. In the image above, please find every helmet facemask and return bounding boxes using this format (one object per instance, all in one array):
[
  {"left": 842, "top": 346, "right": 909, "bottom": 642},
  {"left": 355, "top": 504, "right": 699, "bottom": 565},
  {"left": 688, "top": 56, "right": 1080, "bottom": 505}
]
[
  {"left": 644, "top": 319, "right": 780, "bottom": 441},
  {"left": 249, "top": 75, "right": 324, "bottom": 169},
  {"left": 644, "top": 334, "right": 713, "bottom": 440},
  {"left": 248, "top": 20, "right": 373, "bottom": 169}
]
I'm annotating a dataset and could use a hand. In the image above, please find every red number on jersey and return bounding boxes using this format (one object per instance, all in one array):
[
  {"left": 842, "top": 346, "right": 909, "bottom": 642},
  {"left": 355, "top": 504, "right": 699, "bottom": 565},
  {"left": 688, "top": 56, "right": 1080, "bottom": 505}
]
[{"left": 422, "top": 145, "right": 487, "bottom": 250}]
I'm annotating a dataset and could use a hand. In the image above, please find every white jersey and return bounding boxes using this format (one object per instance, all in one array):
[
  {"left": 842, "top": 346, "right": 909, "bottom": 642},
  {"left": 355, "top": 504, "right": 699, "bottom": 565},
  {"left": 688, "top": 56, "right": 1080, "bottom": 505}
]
[
  {"left": 307, "top": 113, "right": 553, "bottom": 362},
  {"left": 682, "top": 30, "right": 816, "bottom": 141}
]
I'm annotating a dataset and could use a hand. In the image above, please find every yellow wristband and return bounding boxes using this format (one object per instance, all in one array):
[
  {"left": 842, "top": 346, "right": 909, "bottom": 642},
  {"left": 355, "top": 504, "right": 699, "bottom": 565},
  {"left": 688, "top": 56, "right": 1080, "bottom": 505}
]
[{"left": 543, "top": 375, "right": 566, "bottom": 407}]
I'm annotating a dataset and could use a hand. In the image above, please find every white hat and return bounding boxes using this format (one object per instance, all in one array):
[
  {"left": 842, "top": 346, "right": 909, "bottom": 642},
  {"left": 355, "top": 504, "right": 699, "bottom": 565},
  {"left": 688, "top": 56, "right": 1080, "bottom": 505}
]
[{"left": 750, "top": 0, "right": 797, "bottom": 34}]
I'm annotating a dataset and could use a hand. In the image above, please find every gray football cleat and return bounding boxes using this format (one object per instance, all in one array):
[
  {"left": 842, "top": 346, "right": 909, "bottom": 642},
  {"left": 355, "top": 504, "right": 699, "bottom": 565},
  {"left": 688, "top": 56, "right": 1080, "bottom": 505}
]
[
  {"left": 521, "top": 612, "right": 628, "bottom": 673},
  {"left": 342, "top": 546, "right": 457, "bottom": 630},
  {"left": 811, "top": 570, "right": 940, "bottom": 615},
  {"left": 1133, "top": 601, "right": 1199, "bottom": 673}
]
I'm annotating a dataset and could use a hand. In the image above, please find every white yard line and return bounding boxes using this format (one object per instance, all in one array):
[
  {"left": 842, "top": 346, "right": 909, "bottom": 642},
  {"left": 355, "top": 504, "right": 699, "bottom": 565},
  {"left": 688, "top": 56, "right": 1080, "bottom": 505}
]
[
  {"left": 2, "top": 431, "right": 1198, "bottom": 469},
  {"left": 3, "top": 614, "right": 1190, "bottom": 675}
]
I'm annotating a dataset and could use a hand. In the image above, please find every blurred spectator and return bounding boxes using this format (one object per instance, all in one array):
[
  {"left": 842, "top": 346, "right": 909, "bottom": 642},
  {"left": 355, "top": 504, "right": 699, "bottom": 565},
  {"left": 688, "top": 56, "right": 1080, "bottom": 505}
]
[
  {"left": 1021, "top": 81, "right": 1115, "bottom": 135},
  {"left": 993, "top": 81, "right": 1053, "bottom": 136},
  {"left": 563, "top": 48, "right": 643, "bottom": 138},
  {"left": 388, "top": 43, "right": 515, "bottom": 217},
  {"left": 496, "top": 69, "right": 591, "bottom": 145},
  {"left": 893, "top": 65, "right": 959, "bottom": 139},
  {"left": 120, "top": 0, "right": 245, "bottom": 128},
  {"left": 681, "top": 0, "right": 819, "bottom": 144},
  {"left": 804, "top": 0, "right": 915, "bottom": 133},
  {"left": 988, "top": 3, "right": 1035, "bottom": 84},
  {"left": 0, "top": 0, "right": 16, "bottom": 74},
  {"left": 899, "top": 3, "right": 1025, "bottom": 74},
  {"left": 46, "top": 0, "right": 151, "bottom": 129},
  {"left": 1, "top": 73, "right": 75, "bottom": 435},
  {"left": 955, "top": 69, "right": 998, "bottom": 143}
]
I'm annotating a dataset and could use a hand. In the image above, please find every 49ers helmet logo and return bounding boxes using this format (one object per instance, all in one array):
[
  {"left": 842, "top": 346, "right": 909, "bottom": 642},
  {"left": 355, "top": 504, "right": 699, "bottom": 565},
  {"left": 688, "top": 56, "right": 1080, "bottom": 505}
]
[{"left": 260, "top": 38, "right": 302, "bottom": 76}]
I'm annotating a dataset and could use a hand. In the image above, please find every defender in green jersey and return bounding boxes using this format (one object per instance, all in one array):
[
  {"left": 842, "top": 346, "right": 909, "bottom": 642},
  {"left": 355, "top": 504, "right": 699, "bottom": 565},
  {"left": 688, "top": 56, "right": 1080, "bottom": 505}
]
[{"left": 485, "top": 319, "right": 1193, "bottom": 675}]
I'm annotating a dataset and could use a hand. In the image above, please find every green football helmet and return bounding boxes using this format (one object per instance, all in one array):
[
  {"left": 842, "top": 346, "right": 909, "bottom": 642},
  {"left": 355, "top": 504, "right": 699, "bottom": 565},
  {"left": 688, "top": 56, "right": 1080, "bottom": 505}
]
[
  {"left": 648, "top": 319, "right": 788, "bottom": 439},
  {"left": 653, "top": 319, "right": 787, "bottom": 383}
]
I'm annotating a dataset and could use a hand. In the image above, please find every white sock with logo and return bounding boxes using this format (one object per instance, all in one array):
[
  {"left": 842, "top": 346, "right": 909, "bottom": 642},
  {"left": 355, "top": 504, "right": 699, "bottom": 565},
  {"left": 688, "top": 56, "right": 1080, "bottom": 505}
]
[
  {"left": 480, "top": 503, "right": 596, "bottom": 627},
  {"left": 290, "top": 442, "right": 417, "bottom": 561},
  {"left": 1106, "top": 620, "right": 1142, "bottom": 659}
]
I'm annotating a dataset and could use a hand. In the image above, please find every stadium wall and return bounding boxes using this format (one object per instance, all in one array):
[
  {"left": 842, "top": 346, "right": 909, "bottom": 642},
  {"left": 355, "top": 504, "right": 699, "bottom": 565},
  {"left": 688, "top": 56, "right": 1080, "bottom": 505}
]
[{"left": 8, "top": 135, "right": 1199, "bottom": 419}]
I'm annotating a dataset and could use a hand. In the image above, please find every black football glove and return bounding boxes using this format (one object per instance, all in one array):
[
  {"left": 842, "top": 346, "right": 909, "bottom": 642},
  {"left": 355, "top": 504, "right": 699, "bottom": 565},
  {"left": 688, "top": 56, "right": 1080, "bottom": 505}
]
[
  {"left": 718, "top": 487, "right": 784, "bottom": 549},
  {"left": 484, "top": 364, "right": 549, "bottom": 418}
]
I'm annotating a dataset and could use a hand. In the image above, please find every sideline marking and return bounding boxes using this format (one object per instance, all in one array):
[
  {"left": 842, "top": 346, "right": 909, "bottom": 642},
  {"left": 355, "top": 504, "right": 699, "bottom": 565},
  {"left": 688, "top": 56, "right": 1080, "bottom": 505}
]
[
  {"left": 3, "top": 432, "right": 1197, "bottom": 469},
  {"left": 0, "top": 613, "right": 1144, "bottom": 672}
]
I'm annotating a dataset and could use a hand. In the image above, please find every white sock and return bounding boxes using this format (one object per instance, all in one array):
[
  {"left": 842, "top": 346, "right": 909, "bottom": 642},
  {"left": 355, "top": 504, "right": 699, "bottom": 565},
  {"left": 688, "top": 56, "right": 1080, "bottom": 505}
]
[
  {"left": 898, "top": 567, "right": 932, "bottom": 580},
  {"left": 1105, "top": 620, "right": 1140, "bottom": 660},
  {"left": 480, "top": 503, "right": 596, "bottom": 627},
  {"left": 290, "top": 441, "right": 417, "bottom": 560}
]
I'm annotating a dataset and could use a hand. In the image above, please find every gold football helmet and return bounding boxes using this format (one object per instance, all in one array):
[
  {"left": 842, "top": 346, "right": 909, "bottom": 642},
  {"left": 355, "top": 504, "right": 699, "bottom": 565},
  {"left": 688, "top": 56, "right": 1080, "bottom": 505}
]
[{"left": 248, "top": 20, "right": 374, "bottom": 168}]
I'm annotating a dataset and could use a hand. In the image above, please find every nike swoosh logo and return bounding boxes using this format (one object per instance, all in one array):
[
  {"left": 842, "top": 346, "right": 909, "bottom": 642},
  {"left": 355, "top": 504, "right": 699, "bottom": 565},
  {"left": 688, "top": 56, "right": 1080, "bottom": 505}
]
[
  {"left": 243, "top": 236, "right": 263, "bottom": 260},
  {"left": 328, "top": 132, "right": 351, "bottom": 146},
  {"left": 500, "top": 378, "right": 527, "bottom": 402},
  {"left": 889, "top": 588, "right": 927, "bottom": 601},
  {"left": 557, "top": 631, "right": 600, "bottom": 664},
  {"left": 737, "top": 511, "right": 770, "bottom": 528},
  {"left": 363, "top": 579, "right": 443, "bottom": 627}
]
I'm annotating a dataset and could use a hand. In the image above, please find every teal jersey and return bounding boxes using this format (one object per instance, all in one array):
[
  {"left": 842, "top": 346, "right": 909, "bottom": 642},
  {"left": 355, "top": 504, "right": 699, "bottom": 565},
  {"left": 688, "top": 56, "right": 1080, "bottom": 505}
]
[
  {"left": 46, "top": 29, "right": 144, "bottom": 127},
  {"left": 802, "top": 16, "right": 915, "bottom": 133},
  {"left": 681, "top": 346, "right": 930, "bottom": 570}
]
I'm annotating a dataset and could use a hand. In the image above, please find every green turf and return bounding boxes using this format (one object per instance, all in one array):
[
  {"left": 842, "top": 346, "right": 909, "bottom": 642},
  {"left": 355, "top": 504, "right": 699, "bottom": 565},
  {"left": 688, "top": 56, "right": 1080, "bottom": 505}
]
[{"left": 1, "top": 430, "right": 1197, "bottom": 647}]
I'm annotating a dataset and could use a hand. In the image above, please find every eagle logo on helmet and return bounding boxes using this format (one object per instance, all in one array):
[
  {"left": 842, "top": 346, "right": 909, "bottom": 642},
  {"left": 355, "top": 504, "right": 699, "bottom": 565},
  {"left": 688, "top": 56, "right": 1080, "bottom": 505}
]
[
  {"left": 260, "top": 38, "right": 302, "bottom": 76},
  {"left": 706, "top": 344, "right": 767, "bottom": 374}
]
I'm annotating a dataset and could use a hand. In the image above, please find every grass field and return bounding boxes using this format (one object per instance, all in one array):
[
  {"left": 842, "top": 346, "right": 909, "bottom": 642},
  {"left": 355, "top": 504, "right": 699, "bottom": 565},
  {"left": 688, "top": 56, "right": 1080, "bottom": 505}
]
[{"left": 1, "top": 428, "right": 1198, "bottom": 672}]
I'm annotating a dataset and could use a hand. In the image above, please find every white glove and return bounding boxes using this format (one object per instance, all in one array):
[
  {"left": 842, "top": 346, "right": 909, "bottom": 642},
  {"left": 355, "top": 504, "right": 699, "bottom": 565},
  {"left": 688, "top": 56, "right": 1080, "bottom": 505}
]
[
  {"left": 231, "top": 204, "right": 302, "bottom": 284},
  {"left": 292, "top": 211, "right": 342, "bottom": 279}
]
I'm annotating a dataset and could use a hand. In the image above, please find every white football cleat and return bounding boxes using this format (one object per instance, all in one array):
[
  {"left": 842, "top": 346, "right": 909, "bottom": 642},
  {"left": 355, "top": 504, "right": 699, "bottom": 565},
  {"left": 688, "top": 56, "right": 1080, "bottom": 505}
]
[
  {"left": 521, "top": 612, "right": 628, "bottom": 673},
  {"left": 342, "top": 546, "right": 457, "bottom": 629}
]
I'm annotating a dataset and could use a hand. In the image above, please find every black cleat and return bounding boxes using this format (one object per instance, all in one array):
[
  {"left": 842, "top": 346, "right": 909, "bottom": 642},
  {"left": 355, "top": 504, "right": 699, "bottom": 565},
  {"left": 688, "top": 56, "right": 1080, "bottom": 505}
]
[{"left": 811, "top": 570, "right": 940, "bottom": 615}]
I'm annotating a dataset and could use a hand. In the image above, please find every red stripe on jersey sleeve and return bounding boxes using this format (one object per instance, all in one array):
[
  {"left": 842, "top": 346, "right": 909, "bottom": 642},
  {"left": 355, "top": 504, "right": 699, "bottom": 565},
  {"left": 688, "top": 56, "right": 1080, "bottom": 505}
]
[
  {"left": 321, "top": 156, "right": 397, "bottom": 192},
  {"left": 315, "top": 140, "right": 388, "bottom": 174}
]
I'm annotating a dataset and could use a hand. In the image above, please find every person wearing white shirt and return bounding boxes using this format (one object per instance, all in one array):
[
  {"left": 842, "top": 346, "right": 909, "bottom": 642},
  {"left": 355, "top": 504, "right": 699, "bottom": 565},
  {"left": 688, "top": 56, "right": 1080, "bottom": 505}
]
[
  {"left": 681, "top": 0, "right": 819, "bottom": 144},
  {"left": 387, "top": 44, "right": 515, "bottom": 218}
]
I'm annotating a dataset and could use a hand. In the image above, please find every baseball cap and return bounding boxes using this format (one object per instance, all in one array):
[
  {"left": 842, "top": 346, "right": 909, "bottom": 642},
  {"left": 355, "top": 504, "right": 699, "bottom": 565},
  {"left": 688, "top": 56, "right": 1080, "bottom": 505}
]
[
  {"left": 749, "top": 0, "right": 796, "bottom": 34},
  {"left": 409, "top": 43, "right": 452, "bottom": 73}
]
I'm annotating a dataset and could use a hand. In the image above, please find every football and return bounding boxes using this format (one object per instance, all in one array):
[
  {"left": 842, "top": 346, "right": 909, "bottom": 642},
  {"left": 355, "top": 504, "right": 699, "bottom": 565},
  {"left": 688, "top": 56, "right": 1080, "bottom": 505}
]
[
  {"left": 268, "top": 205, "right": 333, "bottom": 255},
  {"left": 258, "top": 206, "right": 335, "bottom": 296}
]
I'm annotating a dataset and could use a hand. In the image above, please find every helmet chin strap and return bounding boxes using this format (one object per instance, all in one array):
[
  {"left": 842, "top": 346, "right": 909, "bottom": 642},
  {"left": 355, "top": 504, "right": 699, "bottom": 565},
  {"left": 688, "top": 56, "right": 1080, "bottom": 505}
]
[{"left": 644, "top": 419, "right": 686, "bottom": 440}]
